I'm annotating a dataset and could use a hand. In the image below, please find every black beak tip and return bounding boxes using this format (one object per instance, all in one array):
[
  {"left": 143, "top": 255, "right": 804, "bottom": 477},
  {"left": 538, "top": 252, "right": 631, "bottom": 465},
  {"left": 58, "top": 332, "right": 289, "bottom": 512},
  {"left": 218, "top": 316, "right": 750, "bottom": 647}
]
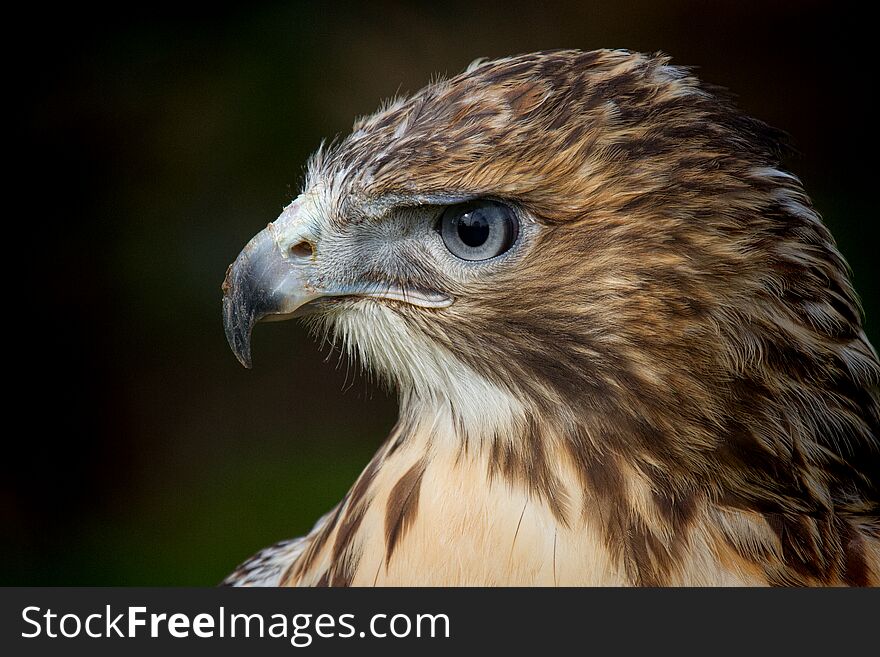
[
  {"left": 231, "top": 337, "right": 254, "bottom": 370},
  {"left": 222, "top": 293, "right": 255, "bottom": 369}
]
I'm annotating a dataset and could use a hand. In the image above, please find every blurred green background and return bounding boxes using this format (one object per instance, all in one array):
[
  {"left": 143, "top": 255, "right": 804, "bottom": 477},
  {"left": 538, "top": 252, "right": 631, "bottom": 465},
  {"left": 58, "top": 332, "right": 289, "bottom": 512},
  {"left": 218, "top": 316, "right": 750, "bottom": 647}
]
[{"left": 8, "top": 1, "right": 874, "bottom": 585}]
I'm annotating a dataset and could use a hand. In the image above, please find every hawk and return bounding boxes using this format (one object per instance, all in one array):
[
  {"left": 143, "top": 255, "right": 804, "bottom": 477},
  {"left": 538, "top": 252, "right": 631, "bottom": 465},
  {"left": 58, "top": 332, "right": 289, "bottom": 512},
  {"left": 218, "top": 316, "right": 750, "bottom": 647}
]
[{"left": 221, "top": 50, "right": 880, "bottom": 586}]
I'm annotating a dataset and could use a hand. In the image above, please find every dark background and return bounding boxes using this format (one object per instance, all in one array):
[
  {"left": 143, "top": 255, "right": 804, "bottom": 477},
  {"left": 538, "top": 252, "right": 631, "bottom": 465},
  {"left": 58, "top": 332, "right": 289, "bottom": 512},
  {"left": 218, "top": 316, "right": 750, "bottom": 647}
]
[{"left": 7, "top": 1, "right": 875, "bottom": 585}]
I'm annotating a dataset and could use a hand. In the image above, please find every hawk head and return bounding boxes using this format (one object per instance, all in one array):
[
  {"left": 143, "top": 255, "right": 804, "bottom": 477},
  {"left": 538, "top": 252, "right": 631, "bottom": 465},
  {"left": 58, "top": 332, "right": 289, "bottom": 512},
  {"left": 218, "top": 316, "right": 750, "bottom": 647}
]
[{"left": 223, "top": 50, "right": 879, "bottom": 585}]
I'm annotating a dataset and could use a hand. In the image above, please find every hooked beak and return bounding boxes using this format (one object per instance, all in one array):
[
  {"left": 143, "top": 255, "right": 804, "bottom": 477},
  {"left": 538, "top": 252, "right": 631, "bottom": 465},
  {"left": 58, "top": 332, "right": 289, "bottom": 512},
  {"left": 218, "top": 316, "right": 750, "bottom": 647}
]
[
  {"left": 222, "top": 204, "right": 452, "bottom": 368},
  {"left": 222, "top": 220, "right": 320, "bottom": 368}
]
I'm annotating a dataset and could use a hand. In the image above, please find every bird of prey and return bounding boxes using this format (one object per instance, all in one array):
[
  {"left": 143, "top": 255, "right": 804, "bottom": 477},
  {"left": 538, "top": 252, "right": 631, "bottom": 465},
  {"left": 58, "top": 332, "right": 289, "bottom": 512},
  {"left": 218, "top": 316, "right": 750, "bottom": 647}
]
[{"left": 221, "top": 49, "right": 879, "bottom": 586}]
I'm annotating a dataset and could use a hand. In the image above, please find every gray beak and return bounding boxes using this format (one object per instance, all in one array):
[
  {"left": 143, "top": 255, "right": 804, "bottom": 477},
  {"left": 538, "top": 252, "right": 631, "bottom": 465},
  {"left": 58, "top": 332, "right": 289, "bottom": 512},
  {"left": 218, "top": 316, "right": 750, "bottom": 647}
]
[
  {"left": 222, "top": 199, "right": 453, "bottom": 368},
  {"left": 222, "top": 221, "right": 320, "bottom": 368}
]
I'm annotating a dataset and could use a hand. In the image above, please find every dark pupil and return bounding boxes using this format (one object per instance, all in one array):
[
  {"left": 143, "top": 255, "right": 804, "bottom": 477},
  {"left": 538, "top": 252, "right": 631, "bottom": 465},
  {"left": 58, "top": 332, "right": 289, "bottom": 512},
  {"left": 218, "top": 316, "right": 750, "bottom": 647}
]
[{"left": 456, "top": 210, "right": 490, "bottom": 247}]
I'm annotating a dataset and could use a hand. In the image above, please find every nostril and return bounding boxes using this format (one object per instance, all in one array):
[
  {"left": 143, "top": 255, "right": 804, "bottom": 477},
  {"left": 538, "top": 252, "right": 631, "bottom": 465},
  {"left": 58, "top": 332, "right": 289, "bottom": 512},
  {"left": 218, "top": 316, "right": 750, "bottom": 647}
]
[{"left": 289, "top": 241, "right": 314, "bottom": 258}]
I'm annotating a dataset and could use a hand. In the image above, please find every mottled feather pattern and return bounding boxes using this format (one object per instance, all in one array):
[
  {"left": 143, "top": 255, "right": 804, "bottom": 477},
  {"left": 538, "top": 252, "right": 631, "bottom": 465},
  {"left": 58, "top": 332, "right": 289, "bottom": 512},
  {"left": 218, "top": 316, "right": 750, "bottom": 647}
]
[
  {"left": 222, "top": 537, "right": 308, "bottom": 587},
  {"left": 225, "top": 50, "right": 880, "bottom": 586}
]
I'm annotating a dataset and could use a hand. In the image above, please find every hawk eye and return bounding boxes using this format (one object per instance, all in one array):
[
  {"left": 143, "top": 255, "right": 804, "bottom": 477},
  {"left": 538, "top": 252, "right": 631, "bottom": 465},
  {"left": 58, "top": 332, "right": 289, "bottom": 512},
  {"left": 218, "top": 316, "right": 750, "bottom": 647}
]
[{"left": 438, "top": 200, "right": 518, "bottom": 261}]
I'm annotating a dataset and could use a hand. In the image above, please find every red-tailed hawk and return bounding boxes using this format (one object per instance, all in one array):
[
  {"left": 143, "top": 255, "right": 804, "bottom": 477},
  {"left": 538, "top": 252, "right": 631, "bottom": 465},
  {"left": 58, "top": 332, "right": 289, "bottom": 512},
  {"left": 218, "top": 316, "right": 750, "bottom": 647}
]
[{"left": 221, "top": 50, "right": 880, "bottom": 586}]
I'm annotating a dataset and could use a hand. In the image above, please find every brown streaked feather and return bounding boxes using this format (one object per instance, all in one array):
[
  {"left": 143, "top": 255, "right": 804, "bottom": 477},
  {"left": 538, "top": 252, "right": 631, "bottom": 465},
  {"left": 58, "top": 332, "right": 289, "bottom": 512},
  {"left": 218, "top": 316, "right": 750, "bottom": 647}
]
[{"left": 384, "top": 458, "right": 426, "bottom": 564}]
